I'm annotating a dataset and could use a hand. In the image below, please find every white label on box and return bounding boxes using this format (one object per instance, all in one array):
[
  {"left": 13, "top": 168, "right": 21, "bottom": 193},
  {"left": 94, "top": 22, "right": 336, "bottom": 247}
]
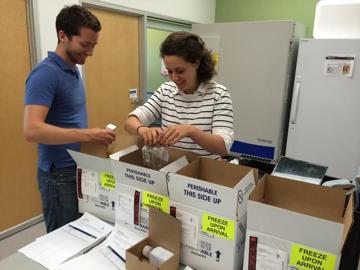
[
  {"left": 140, "top": 206, "right": 149, "bottom": 229},
  {"left": 117, "top": 193, "right": 134, "bottom": 225},
  {"left": 256, "top": 244, "right": 288, "bottom": 270},
  {"left": 81, "top": 168, "right": 99, "bottom": 197},
  {"left": 176, "top": 209, "right": 199, "bottom": 249}
]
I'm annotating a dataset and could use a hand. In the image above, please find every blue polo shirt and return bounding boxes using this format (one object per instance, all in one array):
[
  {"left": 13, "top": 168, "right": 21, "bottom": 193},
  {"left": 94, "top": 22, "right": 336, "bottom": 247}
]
[{"left": 25, "top": 52, "right": 88, "bottom": 172}]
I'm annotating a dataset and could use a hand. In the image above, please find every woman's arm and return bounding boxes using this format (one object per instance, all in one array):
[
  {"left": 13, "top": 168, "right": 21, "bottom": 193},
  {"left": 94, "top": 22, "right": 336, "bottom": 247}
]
[{"left": 159, "top": 124, "right": 228, "bottom": 156}]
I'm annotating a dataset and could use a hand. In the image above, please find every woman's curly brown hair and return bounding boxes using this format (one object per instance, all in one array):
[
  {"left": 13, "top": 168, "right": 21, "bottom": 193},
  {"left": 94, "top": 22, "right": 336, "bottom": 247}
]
[{"left": 160, "top": 32, "right": 216, "bottom": 83}]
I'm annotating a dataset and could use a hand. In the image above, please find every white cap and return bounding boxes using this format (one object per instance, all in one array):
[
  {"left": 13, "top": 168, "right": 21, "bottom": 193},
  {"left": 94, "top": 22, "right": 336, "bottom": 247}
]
[
  {"left": 105, "top": 123, "right": 117, "bottom": 132},
  {"left": 142, "top": 245, "right": 153, "bottom": 258}
]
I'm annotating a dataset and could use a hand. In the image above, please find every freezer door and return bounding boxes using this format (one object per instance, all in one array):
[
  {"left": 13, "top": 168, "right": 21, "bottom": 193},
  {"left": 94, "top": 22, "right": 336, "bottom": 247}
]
[
  {"left": 286, "top": 39, "right": 360, "bottom": 179},
  {"left": 192, "top": 21, "right": 305, "bottom": 161}
]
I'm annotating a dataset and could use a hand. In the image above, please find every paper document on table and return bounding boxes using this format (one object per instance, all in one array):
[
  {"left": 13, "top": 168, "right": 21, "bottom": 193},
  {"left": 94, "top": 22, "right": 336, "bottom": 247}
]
[
  {"left": 19, "top": 212, "right": 113, "bottom": 269},
  {"left": 51, "top": 241, "right": 126, "bottom": 270},
  {"left": 106, "top": 223, "right": 146, "bottom": 260}
]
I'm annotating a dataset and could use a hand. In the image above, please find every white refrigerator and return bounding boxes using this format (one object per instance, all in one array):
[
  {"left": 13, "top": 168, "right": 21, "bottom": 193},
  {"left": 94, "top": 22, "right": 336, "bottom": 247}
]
[{"left": 286, "top": 39, "right": 360, "bottom": 180}]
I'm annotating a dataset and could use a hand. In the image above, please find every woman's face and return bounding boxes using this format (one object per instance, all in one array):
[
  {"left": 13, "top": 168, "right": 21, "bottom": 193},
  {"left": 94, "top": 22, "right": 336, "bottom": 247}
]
[{"left": 163, "top": 55, "right": 199, "bottom": 94}]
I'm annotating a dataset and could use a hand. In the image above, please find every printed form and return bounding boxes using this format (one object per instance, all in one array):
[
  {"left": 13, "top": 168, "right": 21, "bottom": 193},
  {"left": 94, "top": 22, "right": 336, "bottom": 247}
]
[
  {"left": 19, "top": 212, "right": 113, "bottom": 269},
  {"left": 52, "top": 223, "right": 145, "bottom": 270}
]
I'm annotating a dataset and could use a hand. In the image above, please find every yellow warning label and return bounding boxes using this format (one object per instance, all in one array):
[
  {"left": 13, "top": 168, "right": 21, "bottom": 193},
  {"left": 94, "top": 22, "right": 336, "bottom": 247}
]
[
  {"left": 100, "top": 172, "right": 115, "bottom": 190},
  {"left": 202, "top": 213, "right": 235, "bottom": 240},
  {"left": 212, "top": 52, "right": 219, "bottom": 65},
  {"left": 142, "top": 191, "right": 170, "bottom": 213},
  {"left": 290, "top": 243, "right": 337, "bottom": 270}
]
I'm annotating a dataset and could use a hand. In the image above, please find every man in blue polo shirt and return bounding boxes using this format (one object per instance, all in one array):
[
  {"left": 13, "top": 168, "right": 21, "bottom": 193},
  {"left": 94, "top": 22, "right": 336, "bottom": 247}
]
[{"left": 24, "top": 5, "right": 115, "bottom": 232}]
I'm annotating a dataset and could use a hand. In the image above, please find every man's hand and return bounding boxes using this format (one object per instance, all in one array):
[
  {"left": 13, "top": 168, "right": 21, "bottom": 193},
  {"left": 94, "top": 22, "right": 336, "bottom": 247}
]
[{"left": 86, "top": 128, "right": 116, "bottom": 144}]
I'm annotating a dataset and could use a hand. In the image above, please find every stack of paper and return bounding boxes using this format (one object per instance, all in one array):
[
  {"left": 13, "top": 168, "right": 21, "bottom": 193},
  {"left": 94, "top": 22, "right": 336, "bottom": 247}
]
[
  {"left": 19, "top": 212, "right": 113, "bottom": 269},
  {"left": 52, "top": 223, "right": 145, "bottom": 270}
]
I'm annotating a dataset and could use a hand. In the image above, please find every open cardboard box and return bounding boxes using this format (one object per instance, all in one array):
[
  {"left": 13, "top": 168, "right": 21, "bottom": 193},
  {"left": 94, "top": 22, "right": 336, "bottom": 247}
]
[
  {"left": 111, "top": 147, "right": 199, "bottom": 232},
  {"left": 167, "top": 157, "right": 258, "bottom": 270},
  {"left": 126, "top": 208, "right": 181, "bottom": 270},
  {"left": 243, "top": 174, "right": 354, "bottom": 270},
  {"left": 67, "top": 134, "right": 138, "bottom": 223},
  {"left": 168, "top": 157, "right": 258, "bottom": 220},
  {"left": 111, "top": 147, "right": 199, "bottom": 197}
]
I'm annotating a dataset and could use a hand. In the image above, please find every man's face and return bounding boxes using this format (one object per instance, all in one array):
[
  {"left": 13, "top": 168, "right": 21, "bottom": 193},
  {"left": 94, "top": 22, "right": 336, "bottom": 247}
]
[{"left": 60, "top": 27, "right": 99, "bottom": 65}]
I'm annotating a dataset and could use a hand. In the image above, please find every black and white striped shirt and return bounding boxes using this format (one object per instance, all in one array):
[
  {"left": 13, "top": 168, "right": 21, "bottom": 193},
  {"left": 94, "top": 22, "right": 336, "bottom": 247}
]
[{"left": 130, "top": 80, "right": 234, "bottom": 156}]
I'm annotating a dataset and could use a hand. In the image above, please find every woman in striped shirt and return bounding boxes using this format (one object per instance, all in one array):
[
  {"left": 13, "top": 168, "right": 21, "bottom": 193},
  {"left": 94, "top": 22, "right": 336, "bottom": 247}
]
[{"left": 125, "top": 32, "right": 234, "bottom": 157}]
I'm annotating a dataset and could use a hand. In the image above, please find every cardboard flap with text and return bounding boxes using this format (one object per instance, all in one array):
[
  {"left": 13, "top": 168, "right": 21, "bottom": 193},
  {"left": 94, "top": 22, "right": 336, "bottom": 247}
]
[
  {"left": 248, "top": 174, "right": 354, "bottom": 253},
  {"left": 168, "top": 157, "right": 256, "bottom": 220},
  {"left": 111, "top": 148, "right": 199, "bottom": 196}
]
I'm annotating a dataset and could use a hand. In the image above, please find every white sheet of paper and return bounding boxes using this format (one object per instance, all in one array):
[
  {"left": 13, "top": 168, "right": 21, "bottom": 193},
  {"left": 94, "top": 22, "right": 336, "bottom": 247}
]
[
  {"left": 19, "top": 212, "right": 113, "bottom": 269},
  {"left": 51, "top": 242, "right": 126, "bottom": 270},
  {"left": 256, "top": 244, "right": 288, "bottom": 270},
  {"left": 106, "top": 224, "right": 146, "bottom": 259},
  {"left": 81, "top": 168, "right": 99, "bottom": 197},
  {"left": 176, "top": 209, "right": 199, "bottom": 249}
]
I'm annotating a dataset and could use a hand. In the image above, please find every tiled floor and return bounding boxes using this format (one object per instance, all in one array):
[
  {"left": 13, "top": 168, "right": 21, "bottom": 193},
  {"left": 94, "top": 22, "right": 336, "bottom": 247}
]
[{"left": 0, "top": 222, "right": 46, "bottom": 260}]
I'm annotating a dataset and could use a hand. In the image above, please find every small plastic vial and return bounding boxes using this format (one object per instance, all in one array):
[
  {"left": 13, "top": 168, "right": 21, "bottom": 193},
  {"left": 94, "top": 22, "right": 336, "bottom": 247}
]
[
  {"left": 159, "top": 146, "right": 170, "bottom": 164},
  {"left": 142, "top": 145, "right": 152, "bottom": 168},
  {"left": 142, "top": 245, "right": 174, "bottom": 267},
  {"left": 151, "top": 145, "right": 163, "bottom": 169}
]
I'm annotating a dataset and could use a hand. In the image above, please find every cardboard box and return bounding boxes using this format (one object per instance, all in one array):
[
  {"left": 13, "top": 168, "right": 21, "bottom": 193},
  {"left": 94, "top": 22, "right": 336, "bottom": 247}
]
[
  {"left": 168, "top": 157, "right": 257, "bottom": 270},
  {"left": 68, "top": 135, "right": 138, "bottom": 223},
  {"left": 111, "top": 148, "right": 199, "bottom": 232},
  {"left": 126, "top": 208, "right": 181, "bottom": 270},
  {"left": 243, "top": 174, "right": 354, "bottom": 270}
]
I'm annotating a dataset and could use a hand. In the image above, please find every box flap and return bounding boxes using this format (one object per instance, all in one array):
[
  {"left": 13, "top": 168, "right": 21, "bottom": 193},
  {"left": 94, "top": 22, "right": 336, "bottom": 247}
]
[
  {"left": 177, "top": 158, "right": 252, "bottom": 188},
  {"left": 111, "top": 159, "right": 169, "bottom": 196},
  {"left": 168, "top": 157, "right": 254, "bottom": 219},
  {"left": 67, "top": 149, "right": 111, "bottom": 172},
  {"left": 109, "top": 145, "right": 139, "bottom": 161},
  {"left": 112, "top": 148, "right": 199, "bottom": 196},
  {"left": 234, "top": 170, "right": 256, "bottom": 218},
  {"left": 80, "top": 134, "right": 138, "bottom": 158},
  {"left": 149, "top": 208, "right": 181, "bottom": 254},
  {"left": 247, "top": 200, "right": 345, "bottom": 254},
  {"left": 160, "top": 156, "right": 189, "bottom": 173},
  {"left": 80, "top": 143, "right": 109, "bottom": 158},
  {"left": 341, "top": 193, "right": 354, "bottom": 250},
  {"left": 252, "top": 175, "right": 347, "bottom": 223}
]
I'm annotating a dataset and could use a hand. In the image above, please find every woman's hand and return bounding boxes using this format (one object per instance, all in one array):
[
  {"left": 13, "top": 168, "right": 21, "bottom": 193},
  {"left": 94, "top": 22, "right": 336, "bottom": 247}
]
[
  {"left": 158, "top": 124, "right": 195, "bottom": 145},
  {"left": 138, "top": 126, "right": 163, "bottom": 145}
]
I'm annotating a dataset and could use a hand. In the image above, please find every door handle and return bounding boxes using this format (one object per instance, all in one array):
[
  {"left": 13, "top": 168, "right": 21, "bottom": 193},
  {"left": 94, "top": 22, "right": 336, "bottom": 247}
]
[{"left": 290, "top": 82, "right": 301, "bottom": 125}]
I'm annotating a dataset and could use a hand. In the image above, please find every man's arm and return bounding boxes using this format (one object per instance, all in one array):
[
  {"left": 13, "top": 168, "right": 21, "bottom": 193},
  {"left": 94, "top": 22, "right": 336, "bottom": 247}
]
[{"left": 24, "top": 104, "right": 115, "bottom": 145}]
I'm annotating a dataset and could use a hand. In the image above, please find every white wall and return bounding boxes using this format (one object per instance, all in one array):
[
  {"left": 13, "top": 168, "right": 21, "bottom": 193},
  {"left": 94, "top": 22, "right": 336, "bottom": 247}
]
[
  {"left": 33, "top": 0, "right": 80, "bottom": 61},
  {"left": 101, "top": 0, "right": 216, "bottom": 24},
  {"left": 32, "top": 0, "right": 216, "bottom": 62}
]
